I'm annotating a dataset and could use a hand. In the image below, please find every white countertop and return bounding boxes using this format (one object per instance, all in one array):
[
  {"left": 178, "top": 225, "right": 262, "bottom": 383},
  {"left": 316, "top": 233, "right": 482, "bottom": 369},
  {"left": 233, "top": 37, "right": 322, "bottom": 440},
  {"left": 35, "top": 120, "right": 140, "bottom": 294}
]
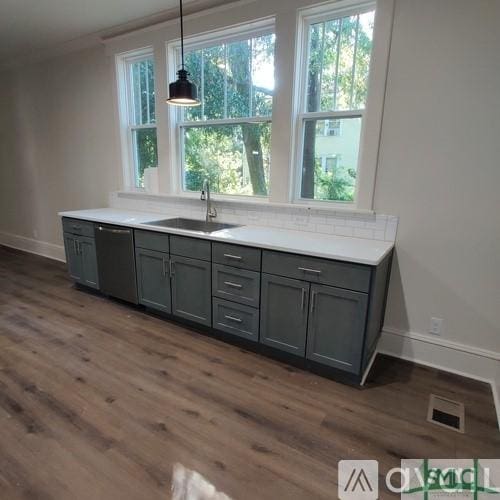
[{"left": 59, "top": 208, "right": 394, "bottom": 266}]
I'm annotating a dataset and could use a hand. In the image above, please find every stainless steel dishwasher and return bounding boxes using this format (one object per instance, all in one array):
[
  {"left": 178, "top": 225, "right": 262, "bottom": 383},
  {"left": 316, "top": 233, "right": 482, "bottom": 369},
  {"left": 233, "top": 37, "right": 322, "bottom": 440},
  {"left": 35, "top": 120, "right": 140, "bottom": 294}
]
[{"left": 95, "top": 224, "right": 138, "bottom": 304}]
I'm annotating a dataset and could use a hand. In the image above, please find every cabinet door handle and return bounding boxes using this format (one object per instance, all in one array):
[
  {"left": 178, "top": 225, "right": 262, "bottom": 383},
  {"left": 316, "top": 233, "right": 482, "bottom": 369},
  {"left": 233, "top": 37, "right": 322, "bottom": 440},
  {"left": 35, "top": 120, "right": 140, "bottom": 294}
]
[
  {"left": 224, "top": 281, "right": 243, "bottom": 289},
  {"left": 310, "top": 290, "right": 317, "bottom": 313},
  {"left": 301, "top": 288, "right": 307, "bottom": 310},
  {"left": 162, "top": 257, "right": 167, "bottom": 277},
  {"left": 77, "top": 240, "right": 81, "bottom": 255},
  {"left": 73, "top": 240, "right": 78, "bottom": 255},
  {"left": 298, "top": 267, "right": 322, "bottom": 274},
  {"left": 224, "top": 315, "right": 242, "bottom": 323},
  {"left": 169, "top": 259, "right": 175, "bottom": 277},
  {"left": 224, "top": 253, "right": 242, "bottom": 261}
]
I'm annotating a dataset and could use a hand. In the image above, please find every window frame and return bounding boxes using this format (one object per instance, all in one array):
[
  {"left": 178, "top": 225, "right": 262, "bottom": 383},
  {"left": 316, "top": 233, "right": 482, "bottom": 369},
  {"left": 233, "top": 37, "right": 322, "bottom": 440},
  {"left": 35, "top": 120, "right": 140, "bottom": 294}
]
[
  {"left": 166, "top": 18, "right": 276, "bottom": 199},
  {"left": 292, "top": 0, "right": 381, "bottom": 208},
  {"left": 116, "top": 47, "right": 157, "bottom": 190}
]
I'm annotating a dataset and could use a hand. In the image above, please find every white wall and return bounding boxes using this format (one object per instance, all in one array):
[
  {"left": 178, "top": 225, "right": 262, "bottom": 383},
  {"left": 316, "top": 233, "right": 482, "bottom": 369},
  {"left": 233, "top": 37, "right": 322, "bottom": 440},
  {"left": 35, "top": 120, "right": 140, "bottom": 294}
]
[
  {"left": 0, "top": 46, "right": 120, "bottom": 251},
  {"left": 374, "top": 0, "right": 500, "bottom": 356},
  {"left": 0, "top": 0, "right": 498, "bottom": 385}
]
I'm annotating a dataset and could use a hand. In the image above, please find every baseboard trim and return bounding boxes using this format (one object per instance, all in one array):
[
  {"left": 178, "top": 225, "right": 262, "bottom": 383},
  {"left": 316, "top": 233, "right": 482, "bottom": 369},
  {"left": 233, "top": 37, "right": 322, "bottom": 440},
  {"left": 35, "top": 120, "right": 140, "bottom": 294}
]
[
  {"left": 0, "top": 231, "right": 65, "bottom": 262},
  {"left": 379, "top": 327, "right": 500, "bottom": 429}
]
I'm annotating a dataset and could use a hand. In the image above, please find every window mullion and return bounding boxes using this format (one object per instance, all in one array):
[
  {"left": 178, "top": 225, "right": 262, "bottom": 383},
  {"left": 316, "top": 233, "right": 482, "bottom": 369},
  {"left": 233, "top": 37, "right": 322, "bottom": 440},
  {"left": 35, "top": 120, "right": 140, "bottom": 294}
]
[
  {"left": 332, "top": 17, "right": 343, "bottom": 110},
  {"left": 300, "top": 110, "right": 364, "bottom": 121},
  {"left": 145, "top": 61, "right": 150, "bottom": 124},
  {"left": 318, "top": 22, "right": 326, "bottom": 110},
  {"left": 249, "top": 38, "right": 253, "bottom": 117},
  {"left": 179, "top": 116, "right": 271, "bottom": 128},
  {"left": 349, "top": 15, "right": 360, "bottom": 109},
  {"left": 201, "top": 49, "right": 205, "bottom": 119},
  {"left": 223, "top": 44, "right": 228, "bottom": 119}
]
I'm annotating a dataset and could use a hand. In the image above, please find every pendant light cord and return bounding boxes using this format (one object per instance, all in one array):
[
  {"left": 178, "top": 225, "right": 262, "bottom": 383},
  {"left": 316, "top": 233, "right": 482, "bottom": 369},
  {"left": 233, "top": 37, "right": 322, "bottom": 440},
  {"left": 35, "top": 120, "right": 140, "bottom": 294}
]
[{"left": 179, "top": 0, "right": 185, "bottom": 71}]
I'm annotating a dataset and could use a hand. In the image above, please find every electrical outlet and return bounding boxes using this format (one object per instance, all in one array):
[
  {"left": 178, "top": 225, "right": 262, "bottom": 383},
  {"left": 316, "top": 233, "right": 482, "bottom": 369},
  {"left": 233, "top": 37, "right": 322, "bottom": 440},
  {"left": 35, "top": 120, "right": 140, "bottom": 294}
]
[{"left": 429, "top": 317, "right": 443, "bottom": 336}]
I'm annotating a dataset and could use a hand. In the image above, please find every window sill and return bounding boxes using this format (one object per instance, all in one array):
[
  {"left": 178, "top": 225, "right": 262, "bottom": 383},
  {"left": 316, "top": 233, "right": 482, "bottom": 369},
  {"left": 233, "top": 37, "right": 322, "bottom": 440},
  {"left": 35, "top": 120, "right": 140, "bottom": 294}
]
[{"left": 114, "top": 190, "right": 374, "bottom": 215}]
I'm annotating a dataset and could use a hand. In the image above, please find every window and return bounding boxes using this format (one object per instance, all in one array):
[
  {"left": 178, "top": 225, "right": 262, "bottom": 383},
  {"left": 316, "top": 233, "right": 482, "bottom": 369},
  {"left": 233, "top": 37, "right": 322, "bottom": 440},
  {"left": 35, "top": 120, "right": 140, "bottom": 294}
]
[
  {"left": 119, "top": 51, "right": 158, "bottom": 189},
  {"left": 173, "top": 25, "right": 275, "bottom": 197},
  {"left": 297, "top": 6, "right": 375, "bottom": 203}
]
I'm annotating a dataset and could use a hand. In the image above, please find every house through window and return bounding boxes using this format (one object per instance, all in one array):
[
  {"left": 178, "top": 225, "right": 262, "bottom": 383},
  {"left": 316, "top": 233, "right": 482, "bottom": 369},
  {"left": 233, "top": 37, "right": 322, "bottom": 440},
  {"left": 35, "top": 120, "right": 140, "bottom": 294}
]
[{"left": 297, "top": 6, "right": 375, "bottom": 202}]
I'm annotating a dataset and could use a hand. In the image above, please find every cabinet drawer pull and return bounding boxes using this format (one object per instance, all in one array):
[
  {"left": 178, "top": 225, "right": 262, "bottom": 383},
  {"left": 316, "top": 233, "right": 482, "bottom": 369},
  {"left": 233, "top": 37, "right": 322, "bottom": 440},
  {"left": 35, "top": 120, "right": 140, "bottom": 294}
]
[
  {"left": 224, "top": 314, "right": 242, "bottom": 323},
  {"left": 298, "top": 266, "right": 322, "bottom": 274},
  {"left": 72, "top": 224, "right": 82, "bottom": 230},
  {"left": 224, "top": 281, "right": 243, "bottom": 289},
  {"left": 224, "top": 253, "right": 242, "bottom": 261}
]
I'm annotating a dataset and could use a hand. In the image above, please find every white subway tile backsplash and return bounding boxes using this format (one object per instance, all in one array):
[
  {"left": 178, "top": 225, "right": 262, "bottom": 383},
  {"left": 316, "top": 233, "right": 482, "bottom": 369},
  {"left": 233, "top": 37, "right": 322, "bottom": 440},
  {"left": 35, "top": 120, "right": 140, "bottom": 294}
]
[
  {"left": 110, "top": 192, "right": 398, "bottom": 242},
  {"left": 335, "top": 226, "right": 354, "bottom": 237},
  {"left": 353, "top": 227, "right": 375, "bottom": 239}
]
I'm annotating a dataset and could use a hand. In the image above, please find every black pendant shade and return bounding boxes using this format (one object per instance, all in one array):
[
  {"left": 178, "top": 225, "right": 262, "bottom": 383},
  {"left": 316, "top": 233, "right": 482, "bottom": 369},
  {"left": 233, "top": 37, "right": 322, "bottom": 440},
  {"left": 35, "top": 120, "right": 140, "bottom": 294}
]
[
  {"left": 167, "top": 69, "right": 200, "bottom": 106},
  {"left": 167, "top": 0, "right": 200, "bottom": 106}
]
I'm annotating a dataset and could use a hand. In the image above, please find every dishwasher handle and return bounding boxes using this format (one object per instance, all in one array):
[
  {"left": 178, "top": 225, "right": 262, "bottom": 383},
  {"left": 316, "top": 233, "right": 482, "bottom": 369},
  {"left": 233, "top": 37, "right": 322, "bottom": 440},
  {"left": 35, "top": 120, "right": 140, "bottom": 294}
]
[{"left": 97, "top": 226, "right": 131, "bottom": 235}]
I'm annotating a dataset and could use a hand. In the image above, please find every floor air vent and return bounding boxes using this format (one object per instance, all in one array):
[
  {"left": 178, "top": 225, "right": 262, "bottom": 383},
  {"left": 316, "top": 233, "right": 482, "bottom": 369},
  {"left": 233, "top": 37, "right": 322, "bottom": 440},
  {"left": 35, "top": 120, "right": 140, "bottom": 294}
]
[{"left": 427, "top": 394, "right": 465, "bottom": 433}]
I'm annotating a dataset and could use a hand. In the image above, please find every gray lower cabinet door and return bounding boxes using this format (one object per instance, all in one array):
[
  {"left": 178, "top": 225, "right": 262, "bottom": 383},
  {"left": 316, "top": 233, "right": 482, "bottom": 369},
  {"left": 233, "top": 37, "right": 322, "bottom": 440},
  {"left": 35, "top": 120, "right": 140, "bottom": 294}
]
[
  {"left": 79, "top": 236, "right": 99, "bottom": 289},
  {"left": 260, "top": 273, "right": 309, "bottom": 356},
  {"left": 306, "top": 284, "right": 368, "bottom": 374},
  {"left": 135, "top": 248, "right": 171, "bottom": 313},
  {"left": 170, "top": 255, "right": 211, "bottom": 327},
  {"left": 63, "top": 232, "right": 83, "bottom": 283}
]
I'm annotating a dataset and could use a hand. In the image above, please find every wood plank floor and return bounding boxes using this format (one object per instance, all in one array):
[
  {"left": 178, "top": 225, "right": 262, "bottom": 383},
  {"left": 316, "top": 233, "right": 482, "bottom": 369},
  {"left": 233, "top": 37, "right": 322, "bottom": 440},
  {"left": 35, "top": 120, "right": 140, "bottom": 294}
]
[{"left": 0, "top": 245, "right": 498, "bottom": 500}]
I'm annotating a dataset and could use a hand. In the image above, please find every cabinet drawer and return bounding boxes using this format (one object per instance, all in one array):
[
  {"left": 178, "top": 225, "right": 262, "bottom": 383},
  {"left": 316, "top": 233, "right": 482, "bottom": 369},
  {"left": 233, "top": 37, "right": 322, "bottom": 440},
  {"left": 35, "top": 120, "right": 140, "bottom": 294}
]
[
  {"left": 212, "top": 298, "right": 259, "bottom": 342},
  {"left": 170, "top": 235, "right": 211, "bottom": 261},
  {"left": 212, "top": 264, "right": 260, "bottom": 307},
  {"left": 62, "top": 218, "right": 95, "bottom": 238},
  {"left": 262, "top": 250, "right": 371, "bottom": 293},
  {"left": 135, "top": 229, "right": 169, "bottom": 253},
  {"left": 212, "top": 242, "right": 261, "bottom": 271}
]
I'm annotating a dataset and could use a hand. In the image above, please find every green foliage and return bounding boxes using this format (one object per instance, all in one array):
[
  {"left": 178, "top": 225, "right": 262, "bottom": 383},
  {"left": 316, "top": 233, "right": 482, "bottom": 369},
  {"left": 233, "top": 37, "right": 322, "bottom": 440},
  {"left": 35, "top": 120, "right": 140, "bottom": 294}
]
[
  {"left": 135, "top": 128, "right": 158, "bottom": 188},
  {"left": 182, "top": 35, "right": 274, "bottom": 196},
  {"left": 183, "top": 123, "right": 270, "bottom": 196},
  {"left": 131, "top": 58, "right": 157, "bottom": 188},
  {"left": 302, "top": 11, "right": 374, "bottom": 201},
  {"left": 314, "top": 160, "right": 357, "bottom": 202}
]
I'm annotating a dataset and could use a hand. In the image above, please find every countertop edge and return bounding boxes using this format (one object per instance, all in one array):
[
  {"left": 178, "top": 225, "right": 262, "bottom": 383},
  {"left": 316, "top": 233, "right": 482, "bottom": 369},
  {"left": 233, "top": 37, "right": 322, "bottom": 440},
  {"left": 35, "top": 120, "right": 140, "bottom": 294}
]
[{"left": 59, "top": 210, "right": 394, "bottom": 266}]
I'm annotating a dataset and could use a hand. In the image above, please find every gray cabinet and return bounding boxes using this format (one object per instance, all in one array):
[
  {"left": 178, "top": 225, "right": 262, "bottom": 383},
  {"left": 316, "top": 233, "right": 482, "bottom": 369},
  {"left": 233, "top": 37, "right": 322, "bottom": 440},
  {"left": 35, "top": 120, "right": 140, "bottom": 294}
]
[
  {"left": 212, "top": 264, "right": 260, "bottom": 307},
  {"left": 171, "top": 255, "right": 211, "bottom": 327},
  {"left": 213, "top": 298, "right": 259, "bottom": 341},
  {"left": 260, "top": 273, "right": 309, "bottom": 356},
  {"left": 79, "top": 236, "right": 99, "bottom": 288},
  {"left": 64, "top": 233, "right": 83, "bottom": 281},
  {"left": 306, "top": 284, "right": 368, "bottom": 374},
  {"left": 135, "top": 248, "right": 171, "bottom": 313},
  {"left": 63, "top": 231, "right": 99, "bottom": 289}
]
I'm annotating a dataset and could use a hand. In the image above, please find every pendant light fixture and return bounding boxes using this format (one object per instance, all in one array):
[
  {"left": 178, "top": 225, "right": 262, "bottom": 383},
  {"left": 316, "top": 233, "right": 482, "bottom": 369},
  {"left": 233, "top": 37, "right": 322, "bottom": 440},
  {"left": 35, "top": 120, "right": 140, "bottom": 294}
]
[{"left": 166, "top": 0, "right": 200, "bottom": 106}]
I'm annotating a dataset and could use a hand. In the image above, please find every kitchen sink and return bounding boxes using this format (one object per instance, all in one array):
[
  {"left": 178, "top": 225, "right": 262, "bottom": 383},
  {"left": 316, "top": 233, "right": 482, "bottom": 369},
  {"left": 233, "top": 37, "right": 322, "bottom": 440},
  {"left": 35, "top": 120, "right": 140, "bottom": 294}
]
[{"left": 142, "top": 217, "right": 240, "bottom": 233}]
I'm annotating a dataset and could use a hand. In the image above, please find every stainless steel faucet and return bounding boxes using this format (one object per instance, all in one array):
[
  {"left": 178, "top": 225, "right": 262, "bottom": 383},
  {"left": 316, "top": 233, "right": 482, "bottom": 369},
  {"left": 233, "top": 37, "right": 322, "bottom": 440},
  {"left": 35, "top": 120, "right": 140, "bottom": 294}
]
[{"left": 201, "top": 179, "right": 217, "bottom": 222}]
